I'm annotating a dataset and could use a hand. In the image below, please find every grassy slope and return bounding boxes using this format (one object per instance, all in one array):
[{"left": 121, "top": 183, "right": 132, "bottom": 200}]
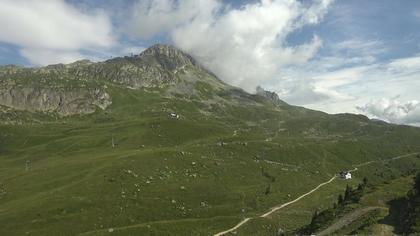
[
  {"left": 318, "top": 175, "right": 415, "bottom": 236},
  {"left": 355, "top": 176, "right": 414, "bottom": 235},
  {"left": 229, "top": 155, "right": 420, "bottom": 236},
  {"left": 1, "top": 82, "right": 420, "bottom": 235}
]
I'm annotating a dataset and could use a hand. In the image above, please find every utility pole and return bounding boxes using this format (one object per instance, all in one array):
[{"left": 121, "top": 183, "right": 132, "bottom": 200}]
[{"left": 25, "top": 160, "right": 31, "bottom": 171}]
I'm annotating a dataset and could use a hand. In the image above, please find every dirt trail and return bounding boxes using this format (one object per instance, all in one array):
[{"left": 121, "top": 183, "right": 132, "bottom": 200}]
[
  {"left": 214, "top": 168, "right": 362, "bottom": 236},
  {"left": 213, "top": 218, "right": 251, "bottom": 236},
  {"left": 213, "top": 152, "right": 419, "bottom": 236},
  {"left": 213, "top": 175, "right": 337, "bottom": 236},
  {"left": 260, "top": 176, "right": 337, "bottom": 218},
  {"left": 354, "top": 152, "right": 419, "bottom": 167}
]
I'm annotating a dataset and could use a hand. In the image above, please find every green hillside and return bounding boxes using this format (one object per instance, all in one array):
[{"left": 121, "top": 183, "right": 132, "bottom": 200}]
[{"left": 1, "top": 44, "right": 420, "bottom": 235}]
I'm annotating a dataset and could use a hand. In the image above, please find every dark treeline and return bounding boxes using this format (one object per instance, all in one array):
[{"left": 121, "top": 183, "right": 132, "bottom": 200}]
[
  {"left": 298, "top": 177, "right": 369, "bottom": 235},
  {"left": 401, "top": 173, "right": 420, "bottom": 234}
]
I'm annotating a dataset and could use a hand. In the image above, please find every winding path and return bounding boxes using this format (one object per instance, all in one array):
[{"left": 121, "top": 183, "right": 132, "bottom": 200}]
[
  {"left": 213, "top": 175, "right": 338, "bottom": 236},
  {"left": 259, "top": 175, "right": 337, "bottom": 218},
  {"left": 213, "top": 152, "right": 419, "bottom": 236},
  {"left": 213, "top": 218, "right": 252, "bottom": 236}
]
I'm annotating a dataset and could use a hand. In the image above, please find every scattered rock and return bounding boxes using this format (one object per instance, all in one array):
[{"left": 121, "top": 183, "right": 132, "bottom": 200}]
[{"left": 169, "top": 112, "right": 180, "bottom": 119}]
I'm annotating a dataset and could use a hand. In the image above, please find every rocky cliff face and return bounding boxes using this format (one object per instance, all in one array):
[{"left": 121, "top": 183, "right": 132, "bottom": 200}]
[{"left": 0, "top": 81, "right": 111, "bottom": 116}]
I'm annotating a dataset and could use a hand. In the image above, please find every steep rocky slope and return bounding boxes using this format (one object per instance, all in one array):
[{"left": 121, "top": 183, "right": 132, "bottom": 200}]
[{"left": 0, "top": 82, "right": 110, "bottom": 116}]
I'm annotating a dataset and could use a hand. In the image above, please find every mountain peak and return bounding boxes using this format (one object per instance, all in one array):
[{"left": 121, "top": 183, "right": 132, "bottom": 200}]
[
  {"left": 140, "top": 44, "right": 182, "bottom": 56},
  {"left": 137, "top": 44, "right": 198, "bottom": 71},
  {"left": 256, "top": 86, "right": 287, "bottom": 106}
]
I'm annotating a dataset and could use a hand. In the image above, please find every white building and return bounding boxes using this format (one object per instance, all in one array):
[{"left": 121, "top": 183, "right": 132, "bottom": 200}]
[{"left": 339, "top": 171, "right": 352, "bottom": 179}]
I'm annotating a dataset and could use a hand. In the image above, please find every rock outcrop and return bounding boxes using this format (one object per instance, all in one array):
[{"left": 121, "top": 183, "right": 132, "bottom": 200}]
[
  {"left": 256, "top": 86, "right": 287, "bottom": 106},
  {"left": 0, "top": 82, "right": 111, "bottom": 116}
]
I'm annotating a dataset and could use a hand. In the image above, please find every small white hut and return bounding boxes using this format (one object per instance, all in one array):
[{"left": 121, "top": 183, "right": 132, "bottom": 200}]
[{"left": 339, "top": 171, "right": 352, "bottom": 179}]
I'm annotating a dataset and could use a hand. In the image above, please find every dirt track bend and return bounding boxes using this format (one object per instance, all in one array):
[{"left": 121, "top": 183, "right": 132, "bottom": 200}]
[
  {"left": 213, "top": 175, "right": 338, "bottom": 236},
  {"left": 213, "top": 152, "right": 419, "bottom": 236}
]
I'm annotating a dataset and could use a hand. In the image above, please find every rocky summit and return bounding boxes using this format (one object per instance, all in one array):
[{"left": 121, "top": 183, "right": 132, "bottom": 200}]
[
  {"left": 0, "top": 44, "right": 225, "bottom": 116},
  {"left": 1, "top": 44, "right": 420, "bottom": 236}
]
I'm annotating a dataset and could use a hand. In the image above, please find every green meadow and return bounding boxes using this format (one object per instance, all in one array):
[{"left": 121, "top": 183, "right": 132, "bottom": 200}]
[{"left": 1, "top": 83, "right": 420, "bottom": 235}]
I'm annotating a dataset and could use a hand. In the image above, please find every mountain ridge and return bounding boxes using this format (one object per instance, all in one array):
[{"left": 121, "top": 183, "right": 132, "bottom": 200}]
[
  {"left": 0, "top": 44, "right": 229, "bottom": 116},
  {"left": 0, "top": 44, "right": 294, "bottom": 118}
]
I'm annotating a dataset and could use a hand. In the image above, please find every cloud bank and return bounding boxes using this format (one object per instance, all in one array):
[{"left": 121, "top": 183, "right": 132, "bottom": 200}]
[
  {"left": 0, "top": 0, "right": 115, "bottom": 65},
  {"left": 357, "top": 97, "right": 420, "bottom": 126},
  {"left": 126, "top": 0, "right": 333, "bottom": 91}
]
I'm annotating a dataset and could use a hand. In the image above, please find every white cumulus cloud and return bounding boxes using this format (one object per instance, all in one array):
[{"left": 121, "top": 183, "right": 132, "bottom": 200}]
[
  {"left": 0, "top": 0, "right": 115, "bottom": 65},
  {"left": 125, "top": 0, "right": 221, "bottom": 39},
  {"left": 126, "top": 0, "right": 333, "bottom": 91},
  {"left": 357, "top": 97, "right": 420, "bottom": 126}
]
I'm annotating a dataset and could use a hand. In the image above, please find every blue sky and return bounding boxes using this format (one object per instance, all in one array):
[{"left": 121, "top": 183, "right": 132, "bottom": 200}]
[{"left": 1, "top": 0, "right": 420, "bottom": 126}]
